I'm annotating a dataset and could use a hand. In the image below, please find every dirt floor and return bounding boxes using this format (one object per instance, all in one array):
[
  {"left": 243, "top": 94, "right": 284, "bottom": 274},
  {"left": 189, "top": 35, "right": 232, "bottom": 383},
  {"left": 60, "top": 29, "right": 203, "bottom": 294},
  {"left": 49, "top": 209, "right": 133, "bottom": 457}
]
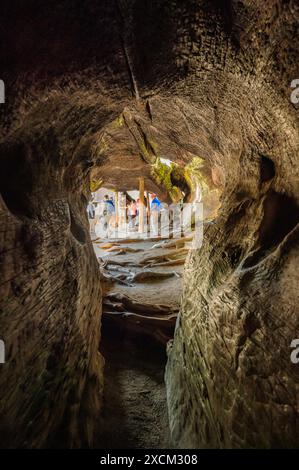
[
  {"left": 93, "top": 234, "right": 189, "bottom": 449},
  {"left": 96, "top": 330, "right": 170, "bottom": 449}
]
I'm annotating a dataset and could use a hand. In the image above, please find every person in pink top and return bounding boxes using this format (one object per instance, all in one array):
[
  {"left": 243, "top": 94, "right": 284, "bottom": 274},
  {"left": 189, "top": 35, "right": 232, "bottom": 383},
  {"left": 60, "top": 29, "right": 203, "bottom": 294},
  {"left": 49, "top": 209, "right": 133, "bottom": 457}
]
[{"left": 128, "top": 200, "right": 137, "bottom": 229}]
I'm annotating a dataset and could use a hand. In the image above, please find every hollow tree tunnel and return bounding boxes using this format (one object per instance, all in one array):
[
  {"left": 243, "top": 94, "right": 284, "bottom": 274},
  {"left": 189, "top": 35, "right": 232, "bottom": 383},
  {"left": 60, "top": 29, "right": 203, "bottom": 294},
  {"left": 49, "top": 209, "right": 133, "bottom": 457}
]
[{"left": 0, "top": 0, "right": 298, "bottom": 450}]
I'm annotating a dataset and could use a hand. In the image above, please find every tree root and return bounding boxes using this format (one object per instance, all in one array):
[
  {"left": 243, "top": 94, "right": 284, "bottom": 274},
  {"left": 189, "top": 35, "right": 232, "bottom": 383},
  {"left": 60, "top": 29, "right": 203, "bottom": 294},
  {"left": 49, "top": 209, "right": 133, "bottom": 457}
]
[
  {"left": 151, "top": 236, "right": 193, "bottom": 250},
  {"left": 102, "top": 292, "right": 178, "bottom": 345},
  {"left": 106, "top": 246, "right": 142, "bottom": 253},
  {"left": 146, "top": 258, "right": 186, "bottom": 267},
  {"left": 104, "top": 292, "right": 178, "bottom": 316},
  {"left": 96, "top": 242, "right": 121, "bottom": 249},
  {"left": 105, "top": 237, "right": 162, "bottom": 244},
  {"left": 140, "top": 248, "right": 188, "bottom": 266},
  {"left": 130, "top": 270, "right": 180, "bottom": 282},
  {"left": 102, "top": 311, "right": 175, "bottom": 345},
  {"left": 100, "top": 270, "right": 133, "bottom": 286},
  {"left": 99, "top": 258, "right": 137, "bottom": 268}
]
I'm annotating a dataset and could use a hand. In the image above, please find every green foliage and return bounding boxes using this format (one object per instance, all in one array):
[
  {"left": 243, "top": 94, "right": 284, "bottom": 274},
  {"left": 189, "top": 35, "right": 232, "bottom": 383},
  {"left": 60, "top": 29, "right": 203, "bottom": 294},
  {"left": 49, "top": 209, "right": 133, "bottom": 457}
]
[
  {"left": 185, "top": 156, "right": 209, "bottom": 194},
  {"left": 152, "top": 155, "right": 209, "bottom": 202},
  {"left": 90, "top": 178, "right": 102, "bottom": 192},
  {"left": 151, "top": 158, "right": 183, "bottom": 202},
  {"left": 111, "top": 114, "right": 124, "bottom": 128}
]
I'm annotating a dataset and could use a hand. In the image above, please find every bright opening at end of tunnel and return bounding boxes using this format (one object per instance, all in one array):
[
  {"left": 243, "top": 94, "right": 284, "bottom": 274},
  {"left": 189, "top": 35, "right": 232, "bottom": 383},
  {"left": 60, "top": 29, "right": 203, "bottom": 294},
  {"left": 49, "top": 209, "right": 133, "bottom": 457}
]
[
  {"left": 87, "top": 187, "right": 206, "bottom": 247},
  {"left": 90, "top": 184, "right": 199, "bottom": 449}
]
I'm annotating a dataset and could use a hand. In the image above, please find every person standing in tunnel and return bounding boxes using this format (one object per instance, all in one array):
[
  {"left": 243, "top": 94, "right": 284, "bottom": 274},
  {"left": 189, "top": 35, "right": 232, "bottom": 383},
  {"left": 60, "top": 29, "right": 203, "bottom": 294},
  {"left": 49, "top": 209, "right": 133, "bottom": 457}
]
[
  {"left": 102, "top": 194, "right": 115, "bottom": 237},
  {"left": 150, "top": 194, "right": 161, "bottom": 236},
  {"left": 87, "top": 200, "right": 96, "bottom": 234},
  {"left": 128, "top": 199, "right": 137, "bottom": 230}
]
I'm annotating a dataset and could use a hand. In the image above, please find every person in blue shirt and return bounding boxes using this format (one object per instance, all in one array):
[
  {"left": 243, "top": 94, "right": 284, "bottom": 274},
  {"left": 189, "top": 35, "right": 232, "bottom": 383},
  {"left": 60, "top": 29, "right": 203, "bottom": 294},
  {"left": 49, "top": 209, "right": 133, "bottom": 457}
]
[
  {"left": 150, "top": 195, "right": 161, "bottom": 212},
  {"left": 104, "top": 195, "right": 115, "bottom": 214},
  {"left": 150, "top": 194, "right": 161, "bottom": 235},
  {"left": 101, "top": 195, "right": 115, "bottom": 237}
]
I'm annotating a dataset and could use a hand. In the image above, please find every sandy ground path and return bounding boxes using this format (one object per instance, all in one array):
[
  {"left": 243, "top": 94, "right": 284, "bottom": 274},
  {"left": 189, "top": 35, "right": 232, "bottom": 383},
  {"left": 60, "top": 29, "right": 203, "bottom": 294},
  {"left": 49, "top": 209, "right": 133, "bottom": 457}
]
[{"left": 93, "top": 234, "right": 188, "bottom": 449}]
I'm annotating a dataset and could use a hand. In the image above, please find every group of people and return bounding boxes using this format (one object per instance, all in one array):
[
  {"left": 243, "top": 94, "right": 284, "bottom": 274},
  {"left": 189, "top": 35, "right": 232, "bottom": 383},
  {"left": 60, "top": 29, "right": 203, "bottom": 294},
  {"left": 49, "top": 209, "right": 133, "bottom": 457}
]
[
  {"left": 127, "top": 194, "right": 161, "bottom": 230},
  {"left": 88, "top": 194, "right": 116, "bottom": 237},
  {"left": 87, "top": 192, "right": 162, "bottom": 238}
]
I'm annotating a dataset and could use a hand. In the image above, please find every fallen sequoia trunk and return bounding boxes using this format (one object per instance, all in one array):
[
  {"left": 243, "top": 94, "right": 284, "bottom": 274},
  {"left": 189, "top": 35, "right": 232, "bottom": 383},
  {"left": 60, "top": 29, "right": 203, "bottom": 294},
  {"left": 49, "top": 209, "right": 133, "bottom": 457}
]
[
  {"left": 1, "top": 0, "right": 298, "bottom": 451},
  {"left": 102, "top": 293, "right": 178, "bottom": 345}
]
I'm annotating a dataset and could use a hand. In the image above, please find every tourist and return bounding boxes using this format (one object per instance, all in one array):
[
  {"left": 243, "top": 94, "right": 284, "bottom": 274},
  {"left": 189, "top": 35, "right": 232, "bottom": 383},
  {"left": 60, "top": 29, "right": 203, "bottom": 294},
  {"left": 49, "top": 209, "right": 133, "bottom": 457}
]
[
  {"left": 150, "top": 194, "right": 161, "bottom": 236},
  {"left": 128, "top": 199, "right": 137, "bottom": 230},
  {"left": 98, "top": 194, "right": 115, "bottom": 238},
  {"left": 87, "top": 200, "right": 96, "bottom": 233}
]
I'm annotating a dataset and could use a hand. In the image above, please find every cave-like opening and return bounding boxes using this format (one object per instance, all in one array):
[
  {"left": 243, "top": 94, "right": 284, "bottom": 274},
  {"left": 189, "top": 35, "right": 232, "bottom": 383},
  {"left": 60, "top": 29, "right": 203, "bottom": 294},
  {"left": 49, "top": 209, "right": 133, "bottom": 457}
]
[{"left": 86, "top": 159, "right": 219, "bottom": 448}]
